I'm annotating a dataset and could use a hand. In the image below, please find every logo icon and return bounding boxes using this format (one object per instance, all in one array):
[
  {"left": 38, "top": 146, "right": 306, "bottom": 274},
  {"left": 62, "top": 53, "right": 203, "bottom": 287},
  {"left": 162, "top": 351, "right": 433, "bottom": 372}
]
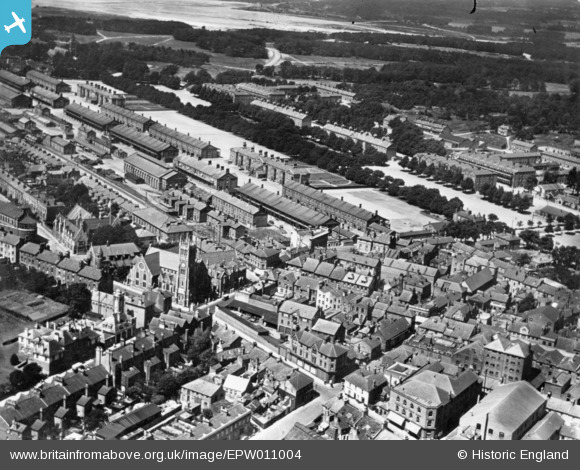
[
  {"left": 0, "top": 0, "right": 31, "bottom": 56},
  {"left": 5, "top": 12, "right": 27, "bottom": 34}
]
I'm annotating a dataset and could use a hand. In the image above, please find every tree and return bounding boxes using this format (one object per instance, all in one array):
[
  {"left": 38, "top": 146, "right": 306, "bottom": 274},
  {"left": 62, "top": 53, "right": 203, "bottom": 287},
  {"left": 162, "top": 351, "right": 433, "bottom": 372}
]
[
  {"left": 9, "top": 370, "right": 26, "bottom": 391},
  {"left": 517, "top": 195, "right": 532, "bottom": 213},
  {"left": 515, "top": 253, "right": 532, "bottom": 267},
  {"left": 202, "top": 408, "right": 214, "bottom": 420},
  {"left": 479, "top": 182, "right": 491, "bottom": 196},
  {"left": 545, "top": 224, "right": 554, "bottom": 233},
  {"left": 9, "top": 353, "right": 20, "bottom": 366},
  {"left": 461, "top": 177, "right": 474, "bottom": 192},
  {"left": 55, "top": 283, "right": 92, "bottom": 318},
  {"left": 91, "top": 224, "right": 139, "bottom": 246},
  {"left": 524, "top": 176, "right": 537, "bottom": 191},
  {"left": 399, "top": 156, "right": 409, "bottom": 168},
  {"left": 155, "top": 373, "right": 180, "bottom": 399},
  {"left": 487, "top": 214, "right": 499, "bottom": 223},
  {"left": 543, "top": 170, "right": 558, "bottom": 184},
  {"left": 518, "top": 293, "right": 536, "bottom": 313},
  {"left": 187, "top": 329, "right": 213, "bottom": 367},
  {"left": 564, "top": 214, "right": 576, "bottom": 231},
  {"left": 84, "top": 407, "right": 107, "bottom": 431}
]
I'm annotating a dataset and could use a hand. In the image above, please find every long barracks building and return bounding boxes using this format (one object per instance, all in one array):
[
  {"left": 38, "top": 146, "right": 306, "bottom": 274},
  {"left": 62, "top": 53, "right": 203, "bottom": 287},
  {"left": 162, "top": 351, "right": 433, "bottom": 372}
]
[
  {"left": 282, "top": 181, "right": 385, "bottom": 231},
  {"left": 100, "top": 103, "right": 154, "bottom": 132},
  {"left": 0, "top": 70, "right": 31, "bottom": 92},
  {"left": 148, "top": 123, "right": 219, "bottom": 159},
  {"left": 30, "top": 87, "right": 69, "bottom": 108},
  {"left": 235, "top": 182, "right": 337, "bottom": 230},
  {"left": 26, "top": 70, "right": 71, "bottom": 94},
  {"left": 109, "top": 125, "right": 178, "bottom": 162},
  {"left": 174, "top": 156, "right": 238, "bottom": 191},
  {"left": 211, "top": 190, "right": 268, "bottom": 228},
  {"left": 77, "top": 81, "right": 126, "bottom": 106},
  {"left": 65, "top": 103, "right": 117, "bottom": 132},
  {"left": 230, "top": 143, "right": 310, "bottom": 186}
]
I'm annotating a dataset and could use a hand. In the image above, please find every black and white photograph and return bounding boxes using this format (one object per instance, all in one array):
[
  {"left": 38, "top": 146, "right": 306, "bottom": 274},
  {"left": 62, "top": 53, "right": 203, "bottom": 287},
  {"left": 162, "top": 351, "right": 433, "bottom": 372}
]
[{"left": 0, "top": 0, "right": 578, "bottom": 445}]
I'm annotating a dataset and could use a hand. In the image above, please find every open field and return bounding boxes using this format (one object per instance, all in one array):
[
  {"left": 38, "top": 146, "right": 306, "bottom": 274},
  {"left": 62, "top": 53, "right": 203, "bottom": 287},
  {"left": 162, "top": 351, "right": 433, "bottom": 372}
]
[{"left": 367, "top": 162, "right": 546, "bottom": 228}]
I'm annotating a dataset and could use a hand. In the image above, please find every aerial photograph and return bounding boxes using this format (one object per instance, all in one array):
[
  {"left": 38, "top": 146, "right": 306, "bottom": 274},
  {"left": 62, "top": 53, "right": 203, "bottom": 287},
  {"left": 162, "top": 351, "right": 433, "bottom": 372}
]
[{"left": 0, "top": 0, "right": 578, "bottom": 442}]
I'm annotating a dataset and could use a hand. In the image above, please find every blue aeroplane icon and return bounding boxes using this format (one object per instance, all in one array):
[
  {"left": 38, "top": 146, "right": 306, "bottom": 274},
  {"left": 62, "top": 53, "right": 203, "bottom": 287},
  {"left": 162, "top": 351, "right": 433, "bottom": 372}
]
[
  {"left": 0, "top": 0, "right": 32, "bottom": 56},
  {"left": 4, "top": 12, "right": 26, "bottom": 34}
]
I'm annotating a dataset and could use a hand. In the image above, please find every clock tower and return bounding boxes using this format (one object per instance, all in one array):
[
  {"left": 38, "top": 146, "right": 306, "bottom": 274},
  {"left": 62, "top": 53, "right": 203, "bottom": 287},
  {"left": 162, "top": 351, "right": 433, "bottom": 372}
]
[{"left": 176, "top": 234, "right": 196, "bottom": 308}]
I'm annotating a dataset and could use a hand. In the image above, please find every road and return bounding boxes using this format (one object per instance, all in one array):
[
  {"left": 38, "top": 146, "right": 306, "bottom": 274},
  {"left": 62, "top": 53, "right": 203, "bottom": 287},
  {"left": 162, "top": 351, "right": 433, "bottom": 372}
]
[{"left": 264, "top": 47, "right": 283, "bottom": 67}]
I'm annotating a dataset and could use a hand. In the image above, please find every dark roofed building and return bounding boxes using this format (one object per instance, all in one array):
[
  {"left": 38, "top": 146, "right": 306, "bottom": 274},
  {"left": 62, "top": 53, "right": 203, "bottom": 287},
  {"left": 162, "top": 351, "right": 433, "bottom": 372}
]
[
  {"left": 283, "top": 180, "right": 385, "bottom": 231},
  {"left": 110, "top": 125, "right": 178, "bottom": 162}
]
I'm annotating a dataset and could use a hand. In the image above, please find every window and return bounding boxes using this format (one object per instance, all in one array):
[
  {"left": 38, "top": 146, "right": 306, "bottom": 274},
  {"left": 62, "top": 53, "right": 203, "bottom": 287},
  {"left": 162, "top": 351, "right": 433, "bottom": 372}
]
[
  {"left": 488, "top": 429, "right": 493, "bottom": 435},
  {"left": 499, "top": 432, "right": 505, "bottom": 439}
]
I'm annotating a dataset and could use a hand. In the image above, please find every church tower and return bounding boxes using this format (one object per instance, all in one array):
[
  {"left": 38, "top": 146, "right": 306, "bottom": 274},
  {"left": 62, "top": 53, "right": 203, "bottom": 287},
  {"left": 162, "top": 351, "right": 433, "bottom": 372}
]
[{"left": 176, "top": 234, "right": 196, "bottom": 308}]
